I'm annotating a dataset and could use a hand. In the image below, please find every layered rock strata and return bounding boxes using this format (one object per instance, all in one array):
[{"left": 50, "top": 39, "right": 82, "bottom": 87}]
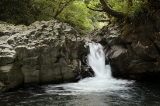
[{"left": 0, "top": 20, "right": 87, "bottom": 91}]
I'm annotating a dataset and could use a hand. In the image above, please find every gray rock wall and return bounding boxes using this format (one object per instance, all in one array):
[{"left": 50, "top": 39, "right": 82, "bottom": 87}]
[{"left": 0, "top": 20, "right": 87, "bottom": 91}]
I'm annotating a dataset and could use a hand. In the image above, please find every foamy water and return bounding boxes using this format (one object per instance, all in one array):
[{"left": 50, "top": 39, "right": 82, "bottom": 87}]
[
  {"left": 45, "top": 43, "right": 134, "bottom": 95},
  {"left": 87, "top": 43, "right": 111, "bottom": 78}
]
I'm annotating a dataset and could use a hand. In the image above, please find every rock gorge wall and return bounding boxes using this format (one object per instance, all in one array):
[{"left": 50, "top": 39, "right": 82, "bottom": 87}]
[
  {"left": 1, "top": 9, "right": 160, "bottom": 91},
  {"left": 93, "top": 9, "right": 160, "bottom": 80},
  {"left": 0, "top": 20, "right": 88, "bottom": 91}
]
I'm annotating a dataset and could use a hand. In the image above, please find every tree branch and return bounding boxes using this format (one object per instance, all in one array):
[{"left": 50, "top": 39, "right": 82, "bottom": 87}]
[
  {"left": 86, "top": 4, "right": 104, "bottom": 12},
  {"left": 99, "top": 0, "right": 125, "bottom": 19},
  {"left": 54, "top": 0, "right": 73, "bottom": 19}
]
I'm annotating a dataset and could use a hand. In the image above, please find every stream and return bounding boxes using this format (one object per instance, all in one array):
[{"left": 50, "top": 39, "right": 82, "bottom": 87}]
[
  {"left": 0, "top": 43, "right": 160, "bottom": 106},
  {"left": 0, "top": 81, "right": 160, "bottom": 106}
]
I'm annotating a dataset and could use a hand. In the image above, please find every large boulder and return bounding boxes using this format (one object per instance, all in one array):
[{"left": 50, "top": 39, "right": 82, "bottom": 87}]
[
  {"left": 94, "top": 9, "right": 160, "bottom": 80},
  {"left": 0, "top": 20, "right": 87, "bottom": 91}
]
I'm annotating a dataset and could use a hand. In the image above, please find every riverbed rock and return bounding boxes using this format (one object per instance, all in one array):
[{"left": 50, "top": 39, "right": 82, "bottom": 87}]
[{"left": 0, "top": 20, "right": 87, "bottom": 91}]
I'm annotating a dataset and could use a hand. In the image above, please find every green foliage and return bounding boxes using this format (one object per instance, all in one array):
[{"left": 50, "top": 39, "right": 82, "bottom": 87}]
[
  {"left": 58, "top": 1, "right": 104, "bottom": 34},
  {"left": 84, "top": 0, "right": 148, "bottom": 22},
  {"left": 129, "top": 7, "right": 149, "bottom": 25},
  {"left": 0, "top": 0, "right": 148, "bottom": 34},
  {"left": 0, "top": 0, "right": 104, "bottom": 34},
  {"left": 108, "top": 0, "right": 147, "bottom": 17},
  {"left": 58, "top": 2, "right": 92, "bottom": 34},
  {"left": 30, "top": 0, "right": 57, "bottom": 21},
  {"left": 0, "top": 0, "right": 33, "bottom": 25}
]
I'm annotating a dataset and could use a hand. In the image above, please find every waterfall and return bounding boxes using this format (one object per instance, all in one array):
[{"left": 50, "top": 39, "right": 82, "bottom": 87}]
[
  {"left": 87, "top": 43, "right": 111, "bottom": 79},
  {"left": 45, "top": 43, "right": 134, "bottom": 95}
]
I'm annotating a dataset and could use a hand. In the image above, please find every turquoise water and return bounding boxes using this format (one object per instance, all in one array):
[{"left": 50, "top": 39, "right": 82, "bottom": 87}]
[{"left": 0, "top": 81, "right": 160, "bottom": 106}]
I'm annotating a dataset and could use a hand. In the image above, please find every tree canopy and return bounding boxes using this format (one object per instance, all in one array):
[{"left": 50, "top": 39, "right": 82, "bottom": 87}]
[{"left": 0, "top": 0, "right": 159, "bottom": 34}]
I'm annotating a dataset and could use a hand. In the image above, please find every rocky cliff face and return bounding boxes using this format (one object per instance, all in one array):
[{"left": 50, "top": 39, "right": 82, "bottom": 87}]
[
  {"left": 0, "top": 20, "right": 88, "bottom": 91},
  {"left": 1, "top": 9, "right": 160, "bottom": 91},
  {"left": 93, "top": 9, "right": 160, "bottom": 80}
]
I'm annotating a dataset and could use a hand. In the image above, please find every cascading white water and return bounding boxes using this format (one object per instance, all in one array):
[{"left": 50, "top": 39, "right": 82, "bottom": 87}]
[
  {"left": 45, "top": 43, "right": 134, "bottom": 95},
  {"left": 87, "top": 43, "right": 111, "bottom": 79}
]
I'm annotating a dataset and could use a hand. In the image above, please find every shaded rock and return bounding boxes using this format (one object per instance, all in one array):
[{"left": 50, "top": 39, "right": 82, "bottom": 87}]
[
  {"left": 0, "top": 55, "right": 15, "bottom": 66},
  {"left": 21, "top": 65, "right": 39, "bottom": 84},
  {"left": 153, "top": 9, "right": 160, "bottom": 31},
  {"left": 0, "top": 82, "right": 5, "bottom": 91},
  {"left": 93, "top": 9, "right": 160, "bottom": 80},
  {"left": 39, "top": 65, "right": 61, "bottom": 84},
  {"left": 0, "top": 61, "right": 24, "bottom": 91},
  {"left": 107, "top": 45, "right": 130, "bottom": 76}
]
